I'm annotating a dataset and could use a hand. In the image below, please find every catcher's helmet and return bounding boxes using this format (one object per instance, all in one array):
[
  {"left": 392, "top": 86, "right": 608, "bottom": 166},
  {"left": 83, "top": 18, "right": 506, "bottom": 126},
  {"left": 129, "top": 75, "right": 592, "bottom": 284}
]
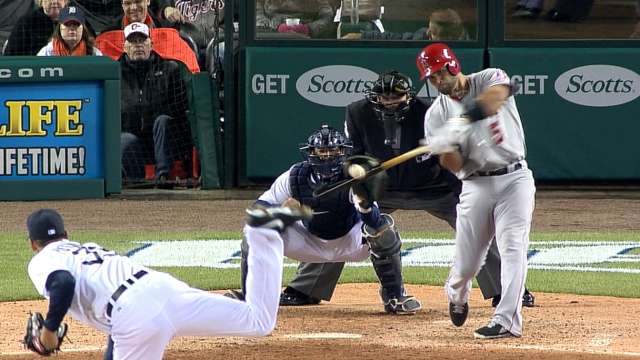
[
  {"left": 416, "top": 42, "right": 461, "bottom": 80},
  {"left": 300, "top": 125, "right": 352, "bottom": 184}
]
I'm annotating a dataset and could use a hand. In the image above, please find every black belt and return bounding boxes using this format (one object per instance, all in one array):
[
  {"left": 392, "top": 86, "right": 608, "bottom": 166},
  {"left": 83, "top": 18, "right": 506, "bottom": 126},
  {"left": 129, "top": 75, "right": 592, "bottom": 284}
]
[
  {"left": 106, "top": 270, "right": 148, "bottom": 318},
  {"left": 474, "top": 162, "right": 523, "bottom": 177}
]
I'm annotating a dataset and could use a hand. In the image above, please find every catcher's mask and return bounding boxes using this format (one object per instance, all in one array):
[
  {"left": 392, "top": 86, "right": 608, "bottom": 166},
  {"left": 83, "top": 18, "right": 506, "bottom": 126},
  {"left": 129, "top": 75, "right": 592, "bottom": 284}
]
[
  {"left": 300, "top": 125, "right": 352, "bottom": 185},
  {"left": 416, "top": 42, "right": 461, "bottom": 80}
]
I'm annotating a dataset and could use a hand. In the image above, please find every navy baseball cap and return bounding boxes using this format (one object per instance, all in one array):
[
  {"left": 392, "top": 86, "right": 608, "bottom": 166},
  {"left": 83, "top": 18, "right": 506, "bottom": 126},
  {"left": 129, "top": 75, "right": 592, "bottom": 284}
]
[
  {"left": 27, "top": 209, "right": 66, "bottom": 242},
  {"left": 58, "top": 6, "right": 86, "bottom": 25}
]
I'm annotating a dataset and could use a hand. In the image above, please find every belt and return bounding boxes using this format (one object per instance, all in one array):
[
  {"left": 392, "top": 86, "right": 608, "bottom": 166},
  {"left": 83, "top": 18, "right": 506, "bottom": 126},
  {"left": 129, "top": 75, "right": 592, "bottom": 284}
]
[
  {"left": 106, "top": 270, "right": 148, "bottom": 319},
  {"left": 474, "top": 162, "right": 523, "bottom": 177}
]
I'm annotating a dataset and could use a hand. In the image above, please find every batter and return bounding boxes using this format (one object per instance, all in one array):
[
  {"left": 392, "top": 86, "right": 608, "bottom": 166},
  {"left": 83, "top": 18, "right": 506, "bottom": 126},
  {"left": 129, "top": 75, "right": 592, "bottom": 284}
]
[{"left": 417, "top": 43, "right": 536, "bottom": 339}]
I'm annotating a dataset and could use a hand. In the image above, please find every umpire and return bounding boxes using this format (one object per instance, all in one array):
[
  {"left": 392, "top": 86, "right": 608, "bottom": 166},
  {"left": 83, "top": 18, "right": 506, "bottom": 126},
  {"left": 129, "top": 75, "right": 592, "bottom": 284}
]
[{"left": 280, "top": 70, "right": 534, "bottom": 308}]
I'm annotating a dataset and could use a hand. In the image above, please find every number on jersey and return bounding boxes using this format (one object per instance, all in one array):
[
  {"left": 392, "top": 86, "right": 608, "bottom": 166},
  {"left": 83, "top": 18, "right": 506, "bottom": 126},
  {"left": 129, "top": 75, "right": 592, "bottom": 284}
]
[{"left": 55, "top": 242, "right": 116, "bottom": 265}]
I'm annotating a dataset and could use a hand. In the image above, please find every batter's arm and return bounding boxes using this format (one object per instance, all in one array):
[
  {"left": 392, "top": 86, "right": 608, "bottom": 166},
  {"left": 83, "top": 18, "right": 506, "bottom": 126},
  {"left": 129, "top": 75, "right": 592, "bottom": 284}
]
[
  {"left": 439, "top": 151, "right": 464, "bottom": 173},
  {"left": 474, "top": 84, "right": 511, "bottom": 118}
]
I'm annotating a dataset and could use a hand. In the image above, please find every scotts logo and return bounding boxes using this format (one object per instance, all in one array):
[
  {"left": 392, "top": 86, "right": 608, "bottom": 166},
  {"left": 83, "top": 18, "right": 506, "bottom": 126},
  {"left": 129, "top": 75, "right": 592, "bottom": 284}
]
[
  {"left": 296, "top": 65, "right": 378, "bottom": 107},
  {"left": 554, "top": 65, "right": 640, "bottom": 107}
]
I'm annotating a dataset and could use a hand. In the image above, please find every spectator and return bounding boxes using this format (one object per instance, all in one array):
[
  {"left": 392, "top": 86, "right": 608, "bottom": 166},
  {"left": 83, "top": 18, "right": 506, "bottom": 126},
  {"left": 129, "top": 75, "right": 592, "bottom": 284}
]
[
  {"left": 0, "top": 0, "right": 36, "bottom": 50},
  {"left": 74, "top": 0, "right": 181, "bottom": 34},
  {"left": 343, "top": 8, "right": 469, "bottom": 41},
  {"left": 173, "top": 0, "right": 224, "bottom": 51},
  {"left": 4, "top": 0, "right": 69, "bottom": 55},
  {"left": 256, "top": 0, "right": 334, "bottom": 38},
  {"left": 512, "top": 0, "right": 544, "bottom": 19},
  {"left": 119, "top": 22, "right": 191, "bottom": 187},
  {"left": 37, "top": 5, "right": 103, "bottom": 56},
  {"left": 425, "top": 8, "right": 470, "bottom": 40}
]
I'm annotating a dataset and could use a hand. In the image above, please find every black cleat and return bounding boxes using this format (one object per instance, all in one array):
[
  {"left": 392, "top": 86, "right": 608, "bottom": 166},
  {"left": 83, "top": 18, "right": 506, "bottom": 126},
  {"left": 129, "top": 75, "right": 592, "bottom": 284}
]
[
  {"left": 223, "top": 289, "right": 245, "bottom": 301},
  {"left": 492, "top": 289, "right": 535, "bottom": 308},
  {"left": 474, "top": 322, "right": 514, "bottom": 339},
  {"left": 245, "top": 205, "right": 312, "bottom": 232},
  {"left": 449, "top": 302, "right": 468, "bottom": 327},
  {"left": 384, "top": 295, "right": 422, "bottom": 315},
  {"left": 522, "top": 289, "right": 535, "bottom": 307},
  {"left": 279, "top": 287, "right": 321, "bottom": 306}
]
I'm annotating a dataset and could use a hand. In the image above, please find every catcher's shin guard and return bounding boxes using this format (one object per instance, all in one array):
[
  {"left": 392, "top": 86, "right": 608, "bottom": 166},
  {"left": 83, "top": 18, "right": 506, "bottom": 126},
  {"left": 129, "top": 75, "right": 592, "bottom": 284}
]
[{"left": 364, "top": 214, "right": 422, "bottom": 314}]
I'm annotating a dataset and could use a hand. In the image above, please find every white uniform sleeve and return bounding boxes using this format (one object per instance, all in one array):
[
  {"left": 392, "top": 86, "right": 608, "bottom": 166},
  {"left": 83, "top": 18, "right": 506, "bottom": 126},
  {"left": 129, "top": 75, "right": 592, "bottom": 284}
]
[
  {"left": 257, "top": 168, "right": 294, "bottom": 205},
  {"left": 424, "top": 97, "right": 448, "bottom": 142},
  {"left": 478, "top": 68, "right": 511, "bottom": 90},
  {"left": 27, "top": 250, "right": 73, "bottom": 297}
]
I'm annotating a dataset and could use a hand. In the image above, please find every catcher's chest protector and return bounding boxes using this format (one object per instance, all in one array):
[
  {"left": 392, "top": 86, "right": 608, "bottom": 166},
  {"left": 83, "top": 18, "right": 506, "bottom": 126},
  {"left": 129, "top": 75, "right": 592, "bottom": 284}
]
[{"left": 289, "top": 162, "right": 358, "bottom": 239}]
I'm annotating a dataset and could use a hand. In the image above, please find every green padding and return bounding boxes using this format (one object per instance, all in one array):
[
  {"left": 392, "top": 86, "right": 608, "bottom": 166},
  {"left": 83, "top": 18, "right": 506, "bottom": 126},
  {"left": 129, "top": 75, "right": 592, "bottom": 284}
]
[
  {"left": 190, "top": 73, "right": 222, "bottom": 189},
  {"left": 243, "top": 47, "right": 484, "bottom": 179},
  {"left": 489, "top": 48, "right": 640, "bottom": 180},
  {"left": 0, "top": 180, "right": 104, "bottom": 200}
]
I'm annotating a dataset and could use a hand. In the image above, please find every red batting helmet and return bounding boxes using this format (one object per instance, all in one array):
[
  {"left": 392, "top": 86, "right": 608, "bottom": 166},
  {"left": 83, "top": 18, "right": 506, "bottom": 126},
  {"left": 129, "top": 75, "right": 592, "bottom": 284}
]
[{"left": 416, "top": 43, "right": 461, "bottom": 80}]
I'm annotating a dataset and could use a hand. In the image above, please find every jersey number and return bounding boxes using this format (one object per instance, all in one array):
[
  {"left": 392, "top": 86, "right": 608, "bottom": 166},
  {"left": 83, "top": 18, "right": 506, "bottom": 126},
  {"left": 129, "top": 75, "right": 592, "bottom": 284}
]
[
  {"left": 71, "top": 244, "right": 115, "bottom": 265},
  {"left": 489, "top": 121, "right": 504, "bottom": 145}
]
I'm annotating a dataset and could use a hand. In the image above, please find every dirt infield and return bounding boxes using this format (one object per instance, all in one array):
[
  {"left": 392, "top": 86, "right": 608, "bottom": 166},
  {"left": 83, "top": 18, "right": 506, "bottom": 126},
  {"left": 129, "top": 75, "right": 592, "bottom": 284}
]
[{"left": 1, "top": 191, "right": 640, "bottom": 359}]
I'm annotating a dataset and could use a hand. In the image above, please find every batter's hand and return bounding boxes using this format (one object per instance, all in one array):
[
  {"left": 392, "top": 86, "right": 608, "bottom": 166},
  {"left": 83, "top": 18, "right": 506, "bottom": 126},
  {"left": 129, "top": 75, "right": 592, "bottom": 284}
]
[{"left": 427, "top": 117, "right": 470, "bottom": 154}]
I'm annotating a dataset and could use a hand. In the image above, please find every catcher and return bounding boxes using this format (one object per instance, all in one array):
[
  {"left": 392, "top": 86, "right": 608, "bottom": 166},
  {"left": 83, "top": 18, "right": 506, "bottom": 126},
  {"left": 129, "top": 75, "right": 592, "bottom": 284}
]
[
  {"left": 23, "top": 207, "right": 305, "bottom": 359},
  {"left": 226, "top": 124, "right": 422, "bottom": 314}
]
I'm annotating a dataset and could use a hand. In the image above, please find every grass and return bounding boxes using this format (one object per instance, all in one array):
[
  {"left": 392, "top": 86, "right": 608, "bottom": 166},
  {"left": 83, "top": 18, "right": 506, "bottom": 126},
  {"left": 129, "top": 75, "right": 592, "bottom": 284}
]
[{"left": 2, "top": 230, "right": 640, "bottom": 302}]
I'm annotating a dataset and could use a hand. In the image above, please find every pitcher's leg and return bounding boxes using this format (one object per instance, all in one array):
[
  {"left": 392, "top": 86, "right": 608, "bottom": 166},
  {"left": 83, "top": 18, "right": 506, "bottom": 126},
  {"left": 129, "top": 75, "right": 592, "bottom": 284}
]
[{"left": 174, "top": 225, "right": 284, "bottom": 337}]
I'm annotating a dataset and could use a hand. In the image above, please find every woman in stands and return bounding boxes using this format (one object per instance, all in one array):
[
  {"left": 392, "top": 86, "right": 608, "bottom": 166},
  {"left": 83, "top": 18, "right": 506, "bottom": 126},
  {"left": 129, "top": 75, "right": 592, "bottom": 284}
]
[{"left": 38, "top": 5, "right": 102, "bottom": 56}]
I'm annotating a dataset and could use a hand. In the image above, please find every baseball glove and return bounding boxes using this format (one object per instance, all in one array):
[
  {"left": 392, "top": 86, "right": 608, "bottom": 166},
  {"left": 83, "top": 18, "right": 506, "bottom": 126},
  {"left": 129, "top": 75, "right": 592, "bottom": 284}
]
[{"left": 23, "top": 312, "right": 68, "bottom": 356}]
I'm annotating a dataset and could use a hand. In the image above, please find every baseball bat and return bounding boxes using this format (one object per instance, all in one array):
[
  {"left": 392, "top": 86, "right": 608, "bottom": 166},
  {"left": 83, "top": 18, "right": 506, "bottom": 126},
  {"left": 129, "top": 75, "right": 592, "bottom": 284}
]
[{"left": 313, "top": 145, "right": 431, "bottom": 198}]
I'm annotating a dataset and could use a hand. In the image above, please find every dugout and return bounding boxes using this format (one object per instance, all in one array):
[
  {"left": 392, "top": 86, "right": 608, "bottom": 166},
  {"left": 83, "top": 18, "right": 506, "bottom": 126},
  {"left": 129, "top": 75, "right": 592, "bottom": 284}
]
[{"left": 231, "top": 0, "right": 640, "bottom": 186}]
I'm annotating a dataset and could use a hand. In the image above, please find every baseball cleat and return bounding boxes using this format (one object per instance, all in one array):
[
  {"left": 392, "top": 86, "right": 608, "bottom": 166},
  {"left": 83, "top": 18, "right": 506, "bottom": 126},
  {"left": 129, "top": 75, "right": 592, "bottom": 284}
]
[
  {"left": 245, "top": 204, "right": 313, "bottom": 232},
  {"left": 449, "top": 302, "right": 468, "bottom": 327},
  {"left": 279, "top": 287, "right": 321, "bottom": 306},
  {"left": 522, "top": 289, "right": 535, "bottom": 307},
  {"left": 223, "top": 289, "right": 245, "bottom": 301},
  {"left": 384, "top": 295, "right": 422, "bottom": 315},
  {"left": 473, "top": 322, "right": 514, "bottom": 339}
]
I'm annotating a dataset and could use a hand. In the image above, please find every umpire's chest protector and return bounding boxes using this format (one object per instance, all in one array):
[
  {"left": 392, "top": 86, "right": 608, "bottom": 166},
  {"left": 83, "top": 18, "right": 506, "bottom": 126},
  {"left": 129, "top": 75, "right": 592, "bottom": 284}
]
[{"left": 289, "top": 162, "right": 359, "bottom": 240}]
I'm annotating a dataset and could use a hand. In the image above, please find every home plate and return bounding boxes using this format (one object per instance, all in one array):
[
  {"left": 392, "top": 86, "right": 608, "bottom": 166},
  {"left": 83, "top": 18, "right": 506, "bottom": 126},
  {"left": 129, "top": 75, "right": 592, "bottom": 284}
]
[{"left": 283, "top": 332, "right": 362, "bottom": 339}]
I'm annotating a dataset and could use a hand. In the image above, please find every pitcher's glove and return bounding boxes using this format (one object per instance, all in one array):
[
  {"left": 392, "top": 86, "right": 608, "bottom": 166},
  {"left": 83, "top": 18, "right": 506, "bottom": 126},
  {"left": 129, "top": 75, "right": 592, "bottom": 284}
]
[{"left": 23, "top": 312, "right": 68, "bottom": 356}]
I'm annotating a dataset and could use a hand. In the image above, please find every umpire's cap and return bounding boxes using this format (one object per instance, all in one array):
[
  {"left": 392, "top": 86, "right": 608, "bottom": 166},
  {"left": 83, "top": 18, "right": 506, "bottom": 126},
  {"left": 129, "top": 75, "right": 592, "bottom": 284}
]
[{"left": 27, "top": 209, "right": 66, "bottom": 242}]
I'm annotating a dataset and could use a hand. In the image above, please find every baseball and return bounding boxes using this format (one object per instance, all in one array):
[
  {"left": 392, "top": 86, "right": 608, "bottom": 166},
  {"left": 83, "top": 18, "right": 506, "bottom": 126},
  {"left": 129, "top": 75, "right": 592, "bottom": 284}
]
[{"left": 348, "top": 164, "right": 367, "bottom": 179}]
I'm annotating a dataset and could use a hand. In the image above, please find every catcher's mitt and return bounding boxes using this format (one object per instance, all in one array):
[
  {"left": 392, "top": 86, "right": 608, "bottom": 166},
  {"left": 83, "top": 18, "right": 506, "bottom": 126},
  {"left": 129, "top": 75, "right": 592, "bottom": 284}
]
[{"left": 23, "top": 312, "right": 68, "bottom": 356}]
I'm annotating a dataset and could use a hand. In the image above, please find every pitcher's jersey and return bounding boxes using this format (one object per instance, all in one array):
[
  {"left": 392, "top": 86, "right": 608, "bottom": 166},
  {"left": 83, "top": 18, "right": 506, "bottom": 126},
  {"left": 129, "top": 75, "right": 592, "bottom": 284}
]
[
  {"left": 424, "top": 68, "right": 527, "bottom": 179},
  {"left": 28, "top": 240, "right": 149, "bottom": 333}
]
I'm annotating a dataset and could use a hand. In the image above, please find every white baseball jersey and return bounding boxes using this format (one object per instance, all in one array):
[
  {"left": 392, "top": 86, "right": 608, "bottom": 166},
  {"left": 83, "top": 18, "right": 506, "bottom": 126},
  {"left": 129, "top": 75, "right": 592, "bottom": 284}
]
[
  {"left": 28, "top": 240, "right": 148, "bottom": 333},
  {"left": 424, "top": 68, "right": 527, "bottom": 179},
  {"left": 258, "top": 166, "right": 297, "bottom": 205}
]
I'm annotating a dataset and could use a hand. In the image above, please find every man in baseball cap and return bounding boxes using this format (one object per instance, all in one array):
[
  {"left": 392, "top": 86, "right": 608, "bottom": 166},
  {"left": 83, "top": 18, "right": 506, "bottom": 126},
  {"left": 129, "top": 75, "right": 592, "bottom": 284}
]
[
  {"left": 27, "top": 209, "right": 67, "bottom": 244},
  {"left": 123, "top": 22, "right": 151, "bottom": 61}
]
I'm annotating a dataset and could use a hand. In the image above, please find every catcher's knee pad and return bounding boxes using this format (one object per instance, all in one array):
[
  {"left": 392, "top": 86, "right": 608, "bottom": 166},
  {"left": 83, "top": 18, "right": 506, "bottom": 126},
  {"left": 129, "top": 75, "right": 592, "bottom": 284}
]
[{"left": 363, "top": 213, "right": 401, "bottom": 258}]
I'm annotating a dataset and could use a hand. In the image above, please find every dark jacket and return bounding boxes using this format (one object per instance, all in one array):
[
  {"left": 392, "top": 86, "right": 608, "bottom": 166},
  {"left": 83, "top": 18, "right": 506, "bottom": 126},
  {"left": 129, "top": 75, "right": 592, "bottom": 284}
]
[
  {"left": 4, "top": 8, "right": 55, "bottom": 56},
  {"left": 119, "top": 52, "right": 189, "bottom": 138},
  {"left": 345, "top": 97, "right": 461, "bottom": 198},
  {"left": 74, "top": 0, "right": 172, "bottom": 34},
  {"left": 0, "top": 0, "right": 36, "bottom": 37}
]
